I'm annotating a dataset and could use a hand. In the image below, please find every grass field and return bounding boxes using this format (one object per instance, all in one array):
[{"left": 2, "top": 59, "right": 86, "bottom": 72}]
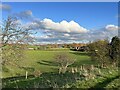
[
  {"left": 2, "top": 49, "right": 119, "bottom": 88},
  {"left": 2, "top": 49, "right": 95, "bottom": 78},
  {"left": 3, "top": 63, "right": 119, "bottom": 88}
]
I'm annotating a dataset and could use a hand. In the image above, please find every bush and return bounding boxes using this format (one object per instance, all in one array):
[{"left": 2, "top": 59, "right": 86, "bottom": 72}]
[
  {"left": 88, "top": 40, "right": 110, "bottom": 66},
  {"left": 88, "top": 36, "right": 120, "bottom": 67}
]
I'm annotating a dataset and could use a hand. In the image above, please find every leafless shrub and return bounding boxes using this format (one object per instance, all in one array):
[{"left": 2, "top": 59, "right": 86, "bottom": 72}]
[{"left": 54, "top": 52, "right": 76, "bottom": 74}]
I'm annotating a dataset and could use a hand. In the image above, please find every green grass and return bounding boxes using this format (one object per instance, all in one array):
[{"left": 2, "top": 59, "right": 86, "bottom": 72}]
[
  {"left": 2, "top": 49, "right": 119, "bottom": 88},
  {"left": 2, "top": 49, "right": 94, "bottom": 78},
  {"left": 2, "top": 66, "right": 119, "bottom": 88}
]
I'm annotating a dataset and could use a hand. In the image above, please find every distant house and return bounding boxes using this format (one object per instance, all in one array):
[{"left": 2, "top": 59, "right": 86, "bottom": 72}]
[
  {"left": 71, "top": 43, "right": 85, "bottom": 50},
  {"left": 28, "top": 48, "right": 34, "bottom": 50},
  {"left": 75, "top": 46, "right": 81, "bottom": 51}
]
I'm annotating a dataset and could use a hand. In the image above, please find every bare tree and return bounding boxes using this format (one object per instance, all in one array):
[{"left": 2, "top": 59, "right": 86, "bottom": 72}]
[
  {"left": 54, "top": 52, "right": 75, "bottom": 74},
  {"left": 1, "top": 16, "right": 34, "bottom": 47},
  {"left": 0, "top": 16, "right": 35, "bottom": 66}
]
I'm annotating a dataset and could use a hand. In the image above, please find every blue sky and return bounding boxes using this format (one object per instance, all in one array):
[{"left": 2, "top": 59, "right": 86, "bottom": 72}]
[
  {"left": 2, "top": 2, "right": 118, "bottom": 29},
  {"left": 1, "top": 2, "right": 119, "bottom": 44}
]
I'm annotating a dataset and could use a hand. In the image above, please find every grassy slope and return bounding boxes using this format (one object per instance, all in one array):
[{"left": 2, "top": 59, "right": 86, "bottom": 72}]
[{"left": 2, "top": 49, "right": 94, "bottom": 78}]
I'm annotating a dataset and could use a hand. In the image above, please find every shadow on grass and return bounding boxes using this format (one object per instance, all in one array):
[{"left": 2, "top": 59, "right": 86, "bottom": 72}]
[
  {"left": 2, "top": 75, "right": 34, "bottom": 82},
  {"left": 89, "top": 75, "right": 120, "bottom": 90},
  {"left": 3, "top": 71, "right": 120, "bottom": 88},
  {"left": 3, "top": 72, "right": 81, "bottom": 88},
  {"left": 70, "top": 51, "right": 90, "bottom": 56},
  {"left": 37, "top": 60, "right": 58, "bottom": 66}
]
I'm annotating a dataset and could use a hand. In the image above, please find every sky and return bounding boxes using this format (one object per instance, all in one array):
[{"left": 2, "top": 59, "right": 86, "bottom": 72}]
[{"left": 0, "top": 2, "right": 119, "bottom": 44}]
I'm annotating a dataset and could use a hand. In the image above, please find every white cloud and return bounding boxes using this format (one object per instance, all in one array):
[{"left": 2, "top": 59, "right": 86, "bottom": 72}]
[
  {"left": 15, "top": 10, "right": 33, "bottom": 19},
  {"left": 64, "top": 33, "right": 70, "bottom": 37},
  {"left": 0, "top": 4, "right": 11, "bottom": 11},
  {"left": 22, "top": 22, "right": 40, "bottom": 30},
  {"left": 105, "top": 24, "right": 118, "bottom": 31},
  {"left": 40, "top": 18, "right": 89, "bottom": 33},
  {"left": 40, "top": 35, "right": 50, "bottom": 39},
  {"left": 22, "top": 18, "right": 89, "bottom": 33},
  {"left": 20, "top": 19, "right": 118, "bottom": 44}
]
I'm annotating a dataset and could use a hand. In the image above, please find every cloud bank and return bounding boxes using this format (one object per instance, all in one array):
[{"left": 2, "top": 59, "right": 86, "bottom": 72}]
[
  {"left": 23, "top": 18, "right": 118, "bottom": 43},
  {"left": 40, "top": 18, "right": 89, "bottom": 33},
  {"left": 20, "top": 17, "right": 118, "bottom": 44}
]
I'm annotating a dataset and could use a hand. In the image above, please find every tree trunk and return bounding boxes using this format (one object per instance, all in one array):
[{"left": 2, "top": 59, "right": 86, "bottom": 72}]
[{"left": 62, "top": 66, "right": 67, "bottom": 73}]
